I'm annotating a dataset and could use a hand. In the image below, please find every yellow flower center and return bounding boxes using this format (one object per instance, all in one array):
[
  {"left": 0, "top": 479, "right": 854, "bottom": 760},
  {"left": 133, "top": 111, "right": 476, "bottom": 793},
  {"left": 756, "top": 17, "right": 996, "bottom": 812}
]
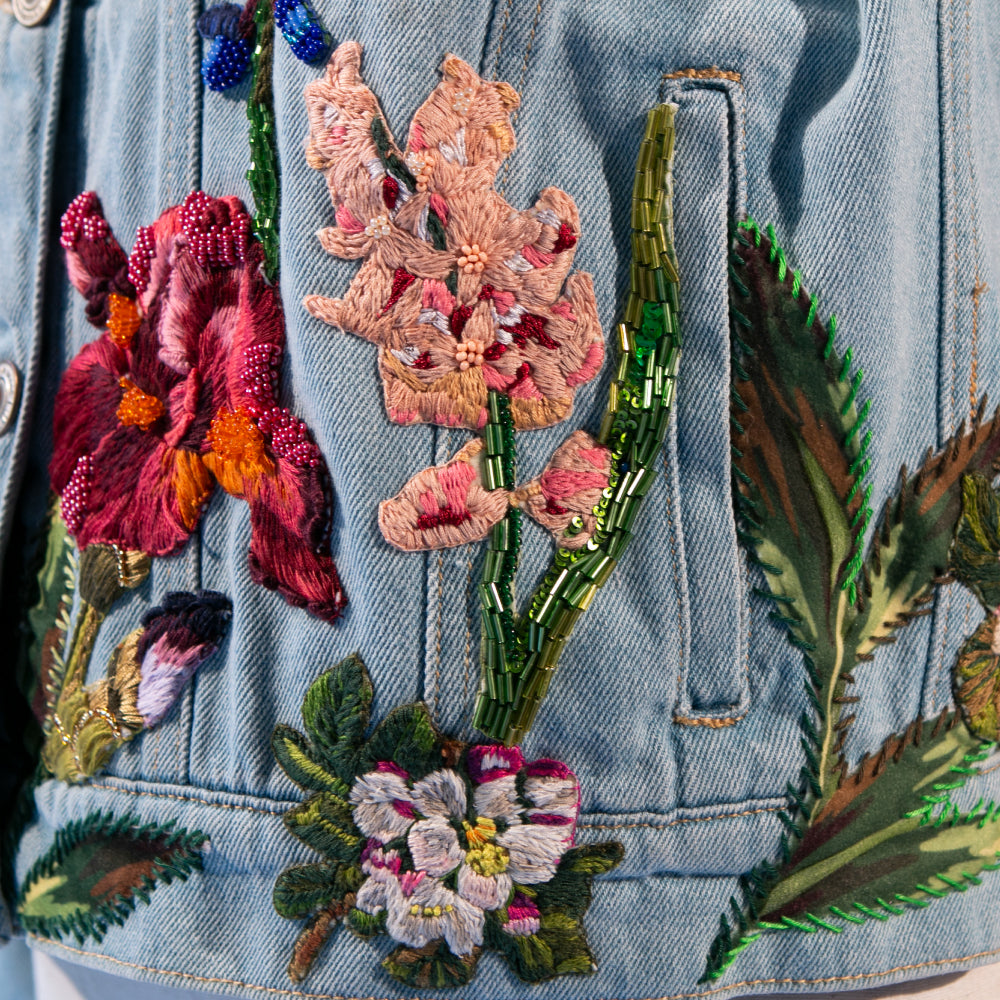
[
  {"left": 463, "top": 817, "right": 509, "bottom": 876},
  {"left": 409, "top": 903, "right": 455, "bottom": 917},
  {"left": 117, "top": 378, "right": 165, "bottom": 431},
  {"left": 107, "top": 294, "right": 140, "bottom": 349}
]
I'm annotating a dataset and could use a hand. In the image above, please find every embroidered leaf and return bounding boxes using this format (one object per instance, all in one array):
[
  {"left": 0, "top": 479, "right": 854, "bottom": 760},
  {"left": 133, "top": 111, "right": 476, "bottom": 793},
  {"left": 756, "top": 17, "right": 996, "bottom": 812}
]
[
  {"left": 357, "top": 703, "right": 443, "bottom": 781},
  {"left": 533, "top": 842, "right": 624, "bottom": 921},
  {"left": 852, "top": 420, "right": 1000, "bottom": 661},
  {"left": 25, "top": 504, "right": 76, "bottom": 728},
  {"left": 283, "top": 791, "right": 363, "bottom": 863},
  {"left": 950, "top": 473, "right": 1000, "bottom": 611},
  {"left": 953, "top": 614, "right": 1000, "bottom": 741},
  {"left": 17, "top": 812, "right": 204, "bottom": 944},
  {"left": 486, "top": 911, "right": 595, "bottom": 983},
  {"left": 382, "top": 940, "right": 480, "bottom": 989},
  {"left": 301, "top": 653, "right": 373, "bottom": 785},
  {"left": 730, "top": 220, "right": 876, "bottom": 806},
  {"left": 272, "top": 725, "right": 349, "bottom": 794},
  {"left": 273, "top": 862, "right": 362, "bottom": 919}
]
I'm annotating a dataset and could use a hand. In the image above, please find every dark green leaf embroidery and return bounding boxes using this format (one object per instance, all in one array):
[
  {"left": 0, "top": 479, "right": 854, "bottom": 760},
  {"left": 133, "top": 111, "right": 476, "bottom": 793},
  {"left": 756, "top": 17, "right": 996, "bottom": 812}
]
[
  {"left": 17, "top": 812, "right": 205, "bottom": 944},
  {"left": 272, "top": 654, "right": 621, "bottom": 988},
  {"left": 703, "top": 219, "right": 1000, "bottom": 983}
]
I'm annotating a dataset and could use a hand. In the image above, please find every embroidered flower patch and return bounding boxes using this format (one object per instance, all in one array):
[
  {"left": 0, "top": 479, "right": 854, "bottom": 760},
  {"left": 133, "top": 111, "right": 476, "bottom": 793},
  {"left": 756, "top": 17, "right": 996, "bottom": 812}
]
[
  {"left": 271, "top": 654, "right": 622, "bottom": 986},
  {"left": 42, "top": 590, "right": 232, "bottom": 783},
  {"left": 54, "top": 190, "right": 345, "bottom": 623},
  {"left": 302, "top": 42, "right": 604, "bottom": 432}
]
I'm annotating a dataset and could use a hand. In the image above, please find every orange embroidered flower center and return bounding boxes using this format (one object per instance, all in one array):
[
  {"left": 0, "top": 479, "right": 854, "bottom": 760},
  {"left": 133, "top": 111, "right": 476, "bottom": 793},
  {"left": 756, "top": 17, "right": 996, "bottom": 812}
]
[
  {"left": 365, "top": 214, "right": 391, "bottom": 239},
  {"left": 117, "top": 378, "right": 165, "bottom": 431},
  {"left": 406, "top": 152, "right": 434, "bottom": 192},
  {"left": 206, "top": 407, "right": 269, "bottom": 474},
  {"left": 458, "top": 244, "right": 488, "bottom": 274},
  {"left": 455, "top": 340, "right": 485, "bottom": 370},
  {"left": 106, "top": 294, "right": 140, "bottom": 349}
]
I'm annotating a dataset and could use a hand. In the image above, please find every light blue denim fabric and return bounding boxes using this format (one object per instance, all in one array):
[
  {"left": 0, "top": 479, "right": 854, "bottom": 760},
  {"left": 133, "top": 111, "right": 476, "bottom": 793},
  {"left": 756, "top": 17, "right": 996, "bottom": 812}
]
[{"left": 3, "top": 0, "right": 1000, "bottom": 997}]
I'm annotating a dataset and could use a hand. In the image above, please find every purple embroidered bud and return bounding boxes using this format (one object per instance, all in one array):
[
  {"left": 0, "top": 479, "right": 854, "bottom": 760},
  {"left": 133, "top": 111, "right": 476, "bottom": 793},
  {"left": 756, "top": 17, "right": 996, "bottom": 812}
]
[
  {"left": 502, "top": 892, "right": 541, "bottom": 937},
  {"left": 466, "top": 744, "right": 525, "bottom": 784},
  {"left": 135, "top": 590, "right": 232, "bottom": 725},
  {"left": 197, "top": 3, "right": 244, "bottom": 40}
]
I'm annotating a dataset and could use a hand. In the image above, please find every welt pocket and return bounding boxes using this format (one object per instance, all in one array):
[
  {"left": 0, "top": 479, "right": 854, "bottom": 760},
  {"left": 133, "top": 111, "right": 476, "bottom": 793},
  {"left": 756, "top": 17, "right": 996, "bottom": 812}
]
[{"left": 660, "top": 69, "right": 751, "bottom": 726}]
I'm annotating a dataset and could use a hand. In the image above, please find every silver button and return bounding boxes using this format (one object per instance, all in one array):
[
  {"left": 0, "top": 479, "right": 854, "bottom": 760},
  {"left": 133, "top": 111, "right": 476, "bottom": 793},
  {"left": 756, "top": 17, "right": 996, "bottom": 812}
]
[
  {"left": 11, "top": 0, "right": 54, "bottom": 27},
  {"left": 0, "top": 362, "right": 21, "bottom": 435}
]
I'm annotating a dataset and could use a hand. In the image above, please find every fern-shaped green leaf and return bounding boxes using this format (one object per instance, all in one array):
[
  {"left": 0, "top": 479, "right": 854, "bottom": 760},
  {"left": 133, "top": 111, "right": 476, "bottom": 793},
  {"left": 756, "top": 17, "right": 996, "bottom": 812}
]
[
  {"left": 18, "top": 812, "right": 204, "bottom": 944},
  {"left": 283, "top": 791, "right": 362, "bottom": 863},
  {"left": 273, "top": 862, "right": 362, "bottom": 919}
]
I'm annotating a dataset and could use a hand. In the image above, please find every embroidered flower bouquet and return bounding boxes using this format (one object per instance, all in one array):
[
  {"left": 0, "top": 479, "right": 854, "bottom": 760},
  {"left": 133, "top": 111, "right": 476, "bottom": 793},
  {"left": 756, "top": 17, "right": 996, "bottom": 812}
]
[{"left": 304, "top": 42, "right": 682, "bottom": 746}]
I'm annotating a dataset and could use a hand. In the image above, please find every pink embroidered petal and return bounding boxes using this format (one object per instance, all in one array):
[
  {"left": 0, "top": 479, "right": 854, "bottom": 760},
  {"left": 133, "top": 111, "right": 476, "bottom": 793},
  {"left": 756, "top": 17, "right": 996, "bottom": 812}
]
[
  {"left": 304, "top": 41, "right": 403, "bottom": 234},
  {"left": 457, "top": 865, "right": 511, "bottom": 911},
  {"left": 466, "top": 744, "right": 525, "bottom": 783},
  {"left": 304, "top": 46, "right": 604, "bottom": 432},
  {"left": 378, "top": 438, "right": 510, "bottom": 551},
  {"left": 522, "top": 430, "right": 613, "bottom": 550},
  {"left": 471, "top": 774, "right": 521, "bottom": 824},
  {"left": 350, "top": 770, "right": 416, "bottom": 843},
  {"left": 404, "top": 53, "right": 520, "bottom": 197},
  {"left": 60, "top": 192, "right": 133, "bottom": 328}
]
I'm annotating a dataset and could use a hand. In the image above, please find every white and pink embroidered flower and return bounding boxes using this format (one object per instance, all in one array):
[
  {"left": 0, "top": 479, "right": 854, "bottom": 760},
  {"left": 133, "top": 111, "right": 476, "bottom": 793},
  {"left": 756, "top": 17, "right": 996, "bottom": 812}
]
[
  {"left": 354, "top": 857, "right": 484, "bottom": 956},
  {"left": 348, "top": 745, "right": 580, "bottom": 949},
  {"left": 406, "top": 748, "right": 579, "bottom": 912}
]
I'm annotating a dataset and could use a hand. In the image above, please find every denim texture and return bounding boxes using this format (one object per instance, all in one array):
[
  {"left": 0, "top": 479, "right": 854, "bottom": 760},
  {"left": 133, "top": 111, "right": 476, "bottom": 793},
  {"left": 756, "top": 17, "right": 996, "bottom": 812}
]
[{"left": 3, "top": 0, "right": 1000, "bottom": 997}]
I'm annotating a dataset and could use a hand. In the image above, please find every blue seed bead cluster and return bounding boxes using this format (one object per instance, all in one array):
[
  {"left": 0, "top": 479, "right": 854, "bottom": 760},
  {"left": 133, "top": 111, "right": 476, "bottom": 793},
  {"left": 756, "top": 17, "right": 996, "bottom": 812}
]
[
  {"left": 273, "top": 0, "right": 331, "bottom": 63},
  {"left": 198, "top": 4, "right": 252, "bottom": 92}
]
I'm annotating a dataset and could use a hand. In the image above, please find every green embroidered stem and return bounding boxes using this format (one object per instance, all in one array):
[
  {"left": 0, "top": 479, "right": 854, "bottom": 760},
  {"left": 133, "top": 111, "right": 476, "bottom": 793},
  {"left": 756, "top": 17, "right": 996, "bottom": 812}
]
[
  {"left": 475, "top": 391, "right": 524, "bottom": 724},
  {"left": 248, "top": 0, "right": 279, "bottom": 281},
  {"left": 473, "top": 103, "right": 681, "bottom": 745}
]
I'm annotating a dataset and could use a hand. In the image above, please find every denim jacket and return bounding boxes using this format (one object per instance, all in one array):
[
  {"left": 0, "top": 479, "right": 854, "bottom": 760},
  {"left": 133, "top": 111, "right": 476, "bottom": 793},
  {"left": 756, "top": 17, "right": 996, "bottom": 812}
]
[{"left": 2, "top": 1, "right": 1000, "bottom": 998}]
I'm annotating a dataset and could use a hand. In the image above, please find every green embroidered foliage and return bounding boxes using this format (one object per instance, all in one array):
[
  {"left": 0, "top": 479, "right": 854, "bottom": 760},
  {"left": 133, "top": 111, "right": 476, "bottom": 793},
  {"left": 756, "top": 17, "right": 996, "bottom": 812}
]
[
  {"left": 853, "top": 413, "right": 1000, "bottom": 661},
  {"left": 485, "top": 844, "right": 623, "bottom": 983},
  {"left": 951, "top": 473, "right": 1000, "bottom": 611},
  {"left": 383, "top": 941, "right": 480, "bottom": 989},
  {"left": 953, "top": 614, "right": 1000, "bottom": 741},
  {"left": 283, "top": 791, "right": 363, "bottom": 862},
  {"left": 18, "top": 812, "right": 204, "bottom": 944},
  {"left": 24, "top": 504, "right": 76, "bottom": 726},
  {"left": 759, "top": 715, "right": 999, "bottom": 924},
  {"left": 708, "top": 217, "right": 1000, "bottom": 985},
  {"left": 357, "top": 703, "right": 442, "bottom": 781},
  {"left": 273, "top": 862, "right": 363, "bottom": 919}
]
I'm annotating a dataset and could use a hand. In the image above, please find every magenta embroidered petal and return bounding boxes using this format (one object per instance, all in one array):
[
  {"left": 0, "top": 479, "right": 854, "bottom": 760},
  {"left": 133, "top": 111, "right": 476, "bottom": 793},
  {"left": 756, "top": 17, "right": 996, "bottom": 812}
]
[{"left": 53, "top": 190, "right": 347, "bottom": 622}]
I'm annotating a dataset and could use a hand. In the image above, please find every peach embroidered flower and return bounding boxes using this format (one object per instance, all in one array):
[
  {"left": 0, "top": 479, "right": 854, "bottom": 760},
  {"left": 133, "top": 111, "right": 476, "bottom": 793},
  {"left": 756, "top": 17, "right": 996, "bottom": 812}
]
[{"left": 302, "top": 42, "right": 604, "bottom": 431}]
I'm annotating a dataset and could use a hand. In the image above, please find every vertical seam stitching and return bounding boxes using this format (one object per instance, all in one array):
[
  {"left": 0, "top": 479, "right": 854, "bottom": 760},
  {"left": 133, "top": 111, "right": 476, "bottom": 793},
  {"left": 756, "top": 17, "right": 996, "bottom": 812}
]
[
  {"left": 931, "top": 0, "right": 960, "bottom": 716},
  {"left": 489, "top": 0, "right": 515, "bottom": 81},
  {"left": 963, "top": 0, "right": 983, "bottom": 416},
  {"left": 499, "top": 0, "right": 544, "bottom": 197}
]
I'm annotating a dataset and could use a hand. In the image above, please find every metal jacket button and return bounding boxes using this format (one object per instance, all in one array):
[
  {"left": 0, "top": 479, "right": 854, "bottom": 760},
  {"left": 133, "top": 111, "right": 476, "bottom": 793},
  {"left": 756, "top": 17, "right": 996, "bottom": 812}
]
[
  {"left": 0, "top": 361, "right": 21, "bottom": 435},
  {"left": 4, "top": 0, "right": 55, "bottom": 27}
]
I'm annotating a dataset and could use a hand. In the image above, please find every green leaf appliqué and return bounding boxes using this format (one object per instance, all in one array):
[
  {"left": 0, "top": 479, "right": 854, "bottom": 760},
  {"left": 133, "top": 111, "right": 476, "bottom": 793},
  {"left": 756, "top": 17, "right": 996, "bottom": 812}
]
[{"left": 18, "top": 812, "right": 204, "bottom": 944}]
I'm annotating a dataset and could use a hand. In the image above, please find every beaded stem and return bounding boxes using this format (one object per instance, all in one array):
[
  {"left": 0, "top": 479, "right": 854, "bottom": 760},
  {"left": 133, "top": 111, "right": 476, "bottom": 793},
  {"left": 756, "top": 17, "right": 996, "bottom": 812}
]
[
  {"left": 473, "top": 103, "right": 681, "bottom": 746},
  {"left": 247, "top": 0, "right": 280, "bottom": 281}
]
